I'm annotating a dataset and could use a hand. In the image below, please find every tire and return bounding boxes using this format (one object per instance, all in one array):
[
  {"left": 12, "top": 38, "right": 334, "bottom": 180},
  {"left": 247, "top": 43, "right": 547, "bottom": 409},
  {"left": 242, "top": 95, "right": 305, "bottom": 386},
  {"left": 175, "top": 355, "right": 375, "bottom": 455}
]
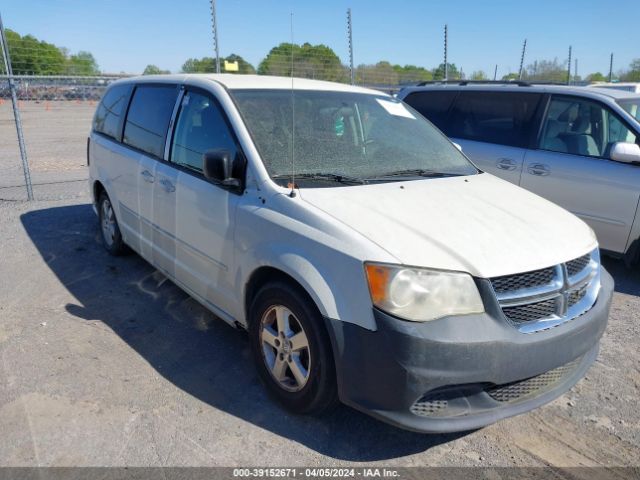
[
  {"left": 98, "top": 192, "right": 127, "bottom": 256},
  {"left": 249, "top": 281, "right": 338, "bottom": 415}
]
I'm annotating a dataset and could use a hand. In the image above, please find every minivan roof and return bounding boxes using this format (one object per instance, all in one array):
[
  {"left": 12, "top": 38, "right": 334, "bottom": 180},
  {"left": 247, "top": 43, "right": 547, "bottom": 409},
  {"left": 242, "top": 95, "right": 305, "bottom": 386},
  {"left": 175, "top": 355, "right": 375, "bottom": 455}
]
[
  {"left": 399, "top": 83, "right": 640, "bottom": 101},
  {"left": 110, "top": 73, "right": 382, "bottom": 95}
]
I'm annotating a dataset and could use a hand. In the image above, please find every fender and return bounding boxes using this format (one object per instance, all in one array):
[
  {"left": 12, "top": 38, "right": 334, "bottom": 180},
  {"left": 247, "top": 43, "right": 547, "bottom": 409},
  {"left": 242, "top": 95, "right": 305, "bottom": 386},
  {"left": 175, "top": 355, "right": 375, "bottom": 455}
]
[{"left": 237, "top": 241, "right": 377, "bottom": 332}]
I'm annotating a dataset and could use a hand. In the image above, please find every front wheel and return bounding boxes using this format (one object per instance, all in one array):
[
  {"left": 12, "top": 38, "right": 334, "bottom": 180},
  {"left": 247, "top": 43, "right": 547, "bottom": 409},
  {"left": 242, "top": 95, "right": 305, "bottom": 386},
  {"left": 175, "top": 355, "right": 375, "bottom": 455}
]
[{"left": 249, "top": 282, "right": 338, "bottom": 414}]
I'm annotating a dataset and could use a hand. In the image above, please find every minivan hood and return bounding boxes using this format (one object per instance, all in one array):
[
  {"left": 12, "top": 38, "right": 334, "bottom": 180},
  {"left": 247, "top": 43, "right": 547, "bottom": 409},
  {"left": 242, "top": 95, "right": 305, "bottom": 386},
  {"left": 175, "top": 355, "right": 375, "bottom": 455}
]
[{"left": 299, "top": 173, "right": 597, "bottom": 278}]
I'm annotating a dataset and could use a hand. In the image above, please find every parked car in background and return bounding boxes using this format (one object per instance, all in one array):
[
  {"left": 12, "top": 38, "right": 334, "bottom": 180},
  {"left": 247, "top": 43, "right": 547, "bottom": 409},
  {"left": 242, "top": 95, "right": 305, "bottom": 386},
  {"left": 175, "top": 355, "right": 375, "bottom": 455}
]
[
  {"left": 89, "top": 74, "right": 612, "bottom": 433},
  {"left": 399, "top": 82, "right": 640, "bottom": 263},
  {"left": 588, "top": 82, "right": 640, "bottom": 94}
]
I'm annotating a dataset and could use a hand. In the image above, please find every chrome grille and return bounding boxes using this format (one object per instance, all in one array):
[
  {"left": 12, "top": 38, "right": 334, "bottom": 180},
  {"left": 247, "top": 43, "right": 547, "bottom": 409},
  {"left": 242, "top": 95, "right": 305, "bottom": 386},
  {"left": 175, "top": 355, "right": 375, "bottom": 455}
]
[
  {"left": 491, "top": 267, "right": 555, "bottom": 294},
  {"left": 490, "top": 250, "right": 600, "bottom": 334},
  {"left": 487, "top": 357, "right": 582, "bottom": 403}
]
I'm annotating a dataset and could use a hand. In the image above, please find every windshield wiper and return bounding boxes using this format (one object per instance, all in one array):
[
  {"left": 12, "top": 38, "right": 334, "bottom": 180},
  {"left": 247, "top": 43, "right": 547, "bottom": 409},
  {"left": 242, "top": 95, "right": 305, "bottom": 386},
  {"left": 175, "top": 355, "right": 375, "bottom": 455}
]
[
  {"left": 272, "top": 173, "right": 367, "bottom": 185},
  {"left": 371, "top": 169, "right": 463, "bottom": 179}
]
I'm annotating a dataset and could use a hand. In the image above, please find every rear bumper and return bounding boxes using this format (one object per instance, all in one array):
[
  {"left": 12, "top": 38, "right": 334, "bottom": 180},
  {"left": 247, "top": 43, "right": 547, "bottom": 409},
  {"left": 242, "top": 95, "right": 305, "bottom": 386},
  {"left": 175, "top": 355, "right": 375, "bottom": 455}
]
[{"left": 324, "top": 268, "right": 613, "bottom": 433}]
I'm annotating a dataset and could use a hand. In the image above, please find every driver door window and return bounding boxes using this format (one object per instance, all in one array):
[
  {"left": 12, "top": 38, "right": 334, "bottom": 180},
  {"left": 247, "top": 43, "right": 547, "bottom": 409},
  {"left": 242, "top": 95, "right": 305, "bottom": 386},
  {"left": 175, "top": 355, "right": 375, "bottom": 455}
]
[
  {"left": 170, "top": 91, "right": 238, "bottom": 173},
  {"left": 539, "top": 96, "right": 637, "bottom": 158}
]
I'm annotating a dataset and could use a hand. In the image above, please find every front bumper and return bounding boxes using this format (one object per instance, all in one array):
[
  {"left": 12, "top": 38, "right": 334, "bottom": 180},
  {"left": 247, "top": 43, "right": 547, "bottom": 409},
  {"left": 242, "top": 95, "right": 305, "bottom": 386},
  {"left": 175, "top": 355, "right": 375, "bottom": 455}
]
[{"left": 324, "top": 268, "right": 613, "bottom": 433}]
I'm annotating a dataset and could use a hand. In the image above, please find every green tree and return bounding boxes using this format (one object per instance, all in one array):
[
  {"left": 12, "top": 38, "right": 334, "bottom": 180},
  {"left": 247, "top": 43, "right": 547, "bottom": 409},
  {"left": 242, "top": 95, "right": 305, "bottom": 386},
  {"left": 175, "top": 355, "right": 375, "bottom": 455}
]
[
  {"left": 258, "top": 43, "right": 346, "bottom": 82},
  {"left": 501, "top": 72, "right": 519, "bottom": 81},
  {"left": 223, "top": 54, "right": 255, "bottom": 74},
  {"left": 621, "top": 59, "right": 640, "bottom": 82},
  {"left": 2, "top": 29, "right": 99, "bottom": 75},
  {"left": 356, "top": 61, "right": 398, "bottom": 86},
  {"left": 143, "top": 64, "right": 170, "bottom": 75},
  {"left": 469, "top": 70, "right": 488, "bottom": 80},
  {"left": 66, "top": 51, "right": 99, "bottom": 75},
  {"left": 432, "top": 63, "right": 461, "bottom": 80},
  {"left": 524, "top": 58, "right": 567, "bottom": 83},
  {"left": 586, "top": 72, "right": 606, "bottom": 83},
  {"left": 392, "top": 64, "right": 433, "bottom": 84},
  {"left": 181, "top": 57, "right": 215, "bottom": 73}
]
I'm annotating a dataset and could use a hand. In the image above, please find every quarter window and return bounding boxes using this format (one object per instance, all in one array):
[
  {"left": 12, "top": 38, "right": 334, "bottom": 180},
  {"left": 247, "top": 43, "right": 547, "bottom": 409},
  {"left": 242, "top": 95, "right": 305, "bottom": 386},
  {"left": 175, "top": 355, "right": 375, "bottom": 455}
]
[
  {"left": 93, "top": 84, "right": 131, "bottom": 139},
  {"left": 539, "top": 96, "right": 638, "bottom": 158},
  {"left": 447, "top": 91, "right": 542, "bottom": 148},
  {"left": 170, "top": 91, "right": 238, "bottom": 173},
  {"left": 123, "top": 85, "right": 178, "bottom": 158}
]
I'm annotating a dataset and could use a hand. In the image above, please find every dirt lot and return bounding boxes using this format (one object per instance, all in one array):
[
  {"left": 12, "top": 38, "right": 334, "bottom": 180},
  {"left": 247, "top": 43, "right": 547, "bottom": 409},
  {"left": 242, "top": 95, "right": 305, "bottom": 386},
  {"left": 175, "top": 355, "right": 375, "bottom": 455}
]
[
  {"left": 0, "top": 101, "right": 93, "bottom": 201},
  {"left": 0, "top": 188, "right": 639, "bottom": 474}
]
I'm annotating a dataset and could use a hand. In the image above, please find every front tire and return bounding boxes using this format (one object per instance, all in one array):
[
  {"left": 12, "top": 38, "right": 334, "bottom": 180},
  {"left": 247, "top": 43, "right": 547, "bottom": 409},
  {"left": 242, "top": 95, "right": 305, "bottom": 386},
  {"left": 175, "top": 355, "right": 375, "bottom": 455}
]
[
  {"left": 98, "top": 192, "right": 127, "bottom": 256},
  {"left": 249, "top": 282, "right": 338, "bottom": 414}
]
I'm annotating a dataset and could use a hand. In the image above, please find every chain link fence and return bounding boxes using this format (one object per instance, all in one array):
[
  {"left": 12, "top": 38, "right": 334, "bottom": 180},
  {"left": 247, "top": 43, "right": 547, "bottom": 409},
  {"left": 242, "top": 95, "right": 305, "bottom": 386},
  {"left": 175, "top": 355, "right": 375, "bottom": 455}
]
[{"left": 0, "top": 75, "right": 128, "bottom": 200}]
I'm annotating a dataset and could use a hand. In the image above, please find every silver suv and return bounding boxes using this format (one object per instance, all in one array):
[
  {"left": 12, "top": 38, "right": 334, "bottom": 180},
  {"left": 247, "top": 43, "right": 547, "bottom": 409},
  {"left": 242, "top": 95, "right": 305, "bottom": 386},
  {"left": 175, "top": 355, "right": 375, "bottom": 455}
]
[{"left": 398, "top": 82, "right": 640, "bottom": 262}]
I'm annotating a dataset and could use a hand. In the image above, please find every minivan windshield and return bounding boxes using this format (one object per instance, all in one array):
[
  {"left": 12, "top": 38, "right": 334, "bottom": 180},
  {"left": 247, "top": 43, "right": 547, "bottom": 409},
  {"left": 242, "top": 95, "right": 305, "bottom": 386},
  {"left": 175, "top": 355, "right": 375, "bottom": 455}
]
[
  {"left": 231, "top": 89, "right": 478, "bottom": 184},
  {"left": 618, "top": 99, "right": 640, "bottom": 122}
]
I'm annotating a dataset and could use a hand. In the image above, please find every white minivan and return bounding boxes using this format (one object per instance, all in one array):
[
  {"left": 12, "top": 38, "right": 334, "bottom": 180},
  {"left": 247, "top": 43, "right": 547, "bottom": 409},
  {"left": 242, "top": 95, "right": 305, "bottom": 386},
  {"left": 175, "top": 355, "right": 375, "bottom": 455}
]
[{"left": 89, "top": 74, "right": 612, "bottom": 433}]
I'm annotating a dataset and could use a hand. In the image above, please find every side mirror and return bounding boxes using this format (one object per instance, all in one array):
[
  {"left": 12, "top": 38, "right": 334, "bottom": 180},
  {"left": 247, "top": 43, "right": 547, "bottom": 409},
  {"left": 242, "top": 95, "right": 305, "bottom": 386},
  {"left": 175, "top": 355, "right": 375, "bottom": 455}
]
[
  {"left": 610, "top": 142, "right": 640, "bottom": 164},
  {"left": 203, "top": 149, "right": 241, "bottom": 188}
]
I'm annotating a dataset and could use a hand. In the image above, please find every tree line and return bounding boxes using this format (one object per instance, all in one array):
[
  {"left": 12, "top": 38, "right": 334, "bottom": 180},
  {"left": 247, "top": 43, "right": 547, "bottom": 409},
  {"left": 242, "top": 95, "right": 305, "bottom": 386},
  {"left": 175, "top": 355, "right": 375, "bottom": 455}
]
[
  {"left": 1, "top": 29, "right": 99, "bottom": 75},
  {"left": 2, "top": 29, "right": 639, "bottom": 85}
]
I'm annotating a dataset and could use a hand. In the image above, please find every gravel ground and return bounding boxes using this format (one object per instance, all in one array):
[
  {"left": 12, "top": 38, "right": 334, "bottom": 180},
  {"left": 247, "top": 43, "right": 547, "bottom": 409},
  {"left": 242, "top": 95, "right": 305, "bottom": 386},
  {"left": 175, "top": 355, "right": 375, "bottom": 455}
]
[{"left": 0, "top": 185, "right": 639, "bottom": 474}]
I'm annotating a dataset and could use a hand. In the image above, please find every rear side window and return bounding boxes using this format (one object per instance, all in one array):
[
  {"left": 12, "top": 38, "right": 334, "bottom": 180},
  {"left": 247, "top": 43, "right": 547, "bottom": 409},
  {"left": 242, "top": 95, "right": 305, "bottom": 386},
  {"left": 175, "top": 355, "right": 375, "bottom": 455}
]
[
  {"left": 123, "top": 85, "right": 178, "bottom": 158},
  {"left": 402, "top": 91, "right": 457, "bottom": 133},
  {"left": 93, "top": 84, "right": 131, "bottom": 140},
  {"left": 448, "top": 91, "right": 542, "bottom": 148}
]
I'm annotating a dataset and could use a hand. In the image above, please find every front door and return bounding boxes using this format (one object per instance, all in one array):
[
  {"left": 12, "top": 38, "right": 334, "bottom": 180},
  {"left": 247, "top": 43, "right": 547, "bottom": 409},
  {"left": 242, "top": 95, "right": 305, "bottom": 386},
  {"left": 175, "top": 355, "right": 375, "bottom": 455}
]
[
  {"left": 521, "top": 95, "right": 640, "bottom": 253},
  {"left": 153, "top": 88, "right": 242, "bottom": 318}
]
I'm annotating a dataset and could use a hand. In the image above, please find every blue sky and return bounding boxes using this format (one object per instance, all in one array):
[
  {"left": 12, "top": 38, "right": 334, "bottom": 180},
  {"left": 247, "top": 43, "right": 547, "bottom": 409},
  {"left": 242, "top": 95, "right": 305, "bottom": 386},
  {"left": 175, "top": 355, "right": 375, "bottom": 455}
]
[{"left": 2, "top": 0, "right": 638, "bottom": 76}]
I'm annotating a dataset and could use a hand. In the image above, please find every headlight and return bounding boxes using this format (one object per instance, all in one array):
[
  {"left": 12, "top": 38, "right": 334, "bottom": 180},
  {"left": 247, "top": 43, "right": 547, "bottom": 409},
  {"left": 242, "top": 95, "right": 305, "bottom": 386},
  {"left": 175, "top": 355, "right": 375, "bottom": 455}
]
[{"left": 365, "top": 263, "right": 484, "bottom": 322}]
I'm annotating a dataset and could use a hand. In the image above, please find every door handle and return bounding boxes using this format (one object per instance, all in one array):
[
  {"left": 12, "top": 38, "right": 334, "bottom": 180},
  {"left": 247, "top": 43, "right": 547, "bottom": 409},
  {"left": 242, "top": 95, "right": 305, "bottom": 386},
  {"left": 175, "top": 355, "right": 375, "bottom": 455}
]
[
  {"left": 159, "top": 178, "right": 176, "bottom": 193},
  {"left": 496, "top": 158, "right": 517, "bottom": 171},
  {"left": 140, "top": 170, "right": 154, "bottom": 183},
  {"left": 528, "top": 163, "right": 551, "bottom": 176}
]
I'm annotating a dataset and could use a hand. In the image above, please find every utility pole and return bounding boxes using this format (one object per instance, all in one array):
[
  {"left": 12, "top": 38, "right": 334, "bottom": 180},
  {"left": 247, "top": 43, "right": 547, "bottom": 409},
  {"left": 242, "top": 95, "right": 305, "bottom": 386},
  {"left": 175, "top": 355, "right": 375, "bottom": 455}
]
[
  {"left": 574, "top": 58, "right": 578, "bottom": 83},
  {"left": 0, "top": 11, "right": 33, "bottom": 200},
  {"left": 566, "top": 46, "right": 572, "bottom": 85},
  {"left": 347, "top": 8, "right": 354, "bottom": 85},
  {"left": 609, "top": 53, "right": 614, "bottom": 82},
  {"left": 444, "top": 24, "right": 448, "bottom": 81},
  {"left": 518, "top": 39, "right": 527, "bottom": 80},
  {"left": 493, "top": 64, "right": 498, "bottom": 81},
  {"left": 210, "top": 0, "right": 221, "bottom": 73}
]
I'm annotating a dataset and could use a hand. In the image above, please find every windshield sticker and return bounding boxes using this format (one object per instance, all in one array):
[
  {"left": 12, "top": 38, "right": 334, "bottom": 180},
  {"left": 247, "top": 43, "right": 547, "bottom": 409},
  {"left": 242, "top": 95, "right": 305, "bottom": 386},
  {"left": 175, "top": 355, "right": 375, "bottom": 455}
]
[{"left": 376, "top": 99, "right": 416, "bottom": 119}]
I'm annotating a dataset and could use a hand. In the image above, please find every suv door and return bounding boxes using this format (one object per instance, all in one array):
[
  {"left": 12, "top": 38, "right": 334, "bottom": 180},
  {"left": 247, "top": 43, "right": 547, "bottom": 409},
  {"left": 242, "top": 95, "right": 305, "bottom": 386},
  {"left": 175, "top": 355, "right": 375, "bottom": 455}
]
[
  {"left": 152, "top": 88, "right": 244, "bottom": 318},
  {"left": 445, "top": 91, "right": 543, "bottom": 185},
  {"left": 521, "top": 95, "right": 640, "bottom": 253},
  {"left": 120, "top": 83, "right": 179, "bottom": 260}
]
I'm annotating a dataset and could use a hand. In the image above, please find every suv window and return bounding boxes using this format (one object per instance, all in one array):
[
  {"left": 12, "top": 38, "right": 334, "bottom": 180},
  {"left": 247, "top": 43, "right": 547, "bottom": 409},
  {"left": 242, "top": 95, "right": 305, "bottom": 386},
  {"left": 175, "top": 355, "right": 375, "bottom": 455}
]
[
  {"left": 93, "top": 84, "right": 131, "bottom": 140},
  {"left": 170, "top": 90, "right": 238, "bottom": 173},
  {"left": 402, "top": 91, "right": 457, "bottom": 132},
  {"left": 539, "top": 96, "right": 638, "bottom": 158},
  {"left": 447, "top": 91, "right": 542, "bottom": 148},
  {"left": 123, "top": 84, "right": 178, "bottom": 158}
]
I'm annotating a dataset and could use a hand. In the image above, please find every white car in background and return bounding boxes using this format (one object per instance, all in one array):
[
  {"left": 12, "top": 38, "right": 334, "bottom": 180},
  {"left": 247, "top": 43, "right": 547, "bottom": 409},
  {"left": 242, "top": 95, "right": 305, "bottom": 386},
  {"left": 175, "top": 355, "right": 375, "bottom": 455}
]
[
  {"left": 399, "top": 82, "right": 640, "bottom": 263},
  {"left": 589, "top": 82, "right": 640, "bottom": 94},
  {"left": 88, "top": 74, "right": 612, "bottom": 433}
]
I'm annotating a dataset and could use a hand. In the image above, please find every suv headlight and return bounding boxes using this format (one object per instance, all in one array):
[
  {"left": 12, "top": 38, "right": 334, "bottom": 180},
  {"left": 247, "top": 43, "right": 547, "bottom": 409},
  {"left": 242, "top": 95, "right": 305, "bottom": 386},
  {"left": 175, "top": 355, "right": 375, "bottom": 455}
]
[{"left": 365, "top": 263, "right": 484, "bottom": 322}]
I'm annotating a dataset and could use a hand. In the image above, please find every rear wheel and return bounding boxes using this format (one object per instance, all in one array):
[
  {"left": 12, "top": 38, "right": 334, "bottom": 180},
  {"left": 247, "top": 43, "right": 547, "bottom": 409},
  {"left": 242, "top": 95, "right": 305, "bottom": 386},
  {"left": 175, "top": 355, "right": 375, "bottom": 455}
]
[
  {"left": 98, "top": 192, "right": 127, "bottom": 256},
  {"left": 249, "top": 282, "right": 338, "bottom": 414}
]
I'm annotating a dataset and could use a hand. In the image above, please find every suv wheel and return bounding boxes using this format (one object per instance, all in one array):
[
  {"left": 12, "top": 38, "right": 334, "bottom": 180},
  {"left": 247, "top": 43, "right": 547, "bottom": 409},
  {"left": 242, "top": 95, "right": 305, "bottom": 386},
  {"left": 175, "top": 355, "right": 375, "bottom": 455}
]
[
  {"left": 98, "top": 192, "right": 127, "bottom": 256},
  {"left": 249, "top": 282, "right": 338, "bottom": 414}
]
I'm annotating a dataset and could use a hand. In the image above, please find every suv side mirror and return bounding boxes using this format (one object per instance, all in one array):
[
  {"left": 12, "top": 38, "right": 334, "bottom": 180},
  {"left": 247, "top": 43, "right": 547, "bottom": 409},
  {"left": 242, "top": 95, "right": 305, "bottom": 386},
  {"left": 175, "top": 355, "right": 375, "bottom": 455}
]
[
  {"left": 203, "top": 149, "right": 241, "bottom": 188},
  {"left": 610, "top": 142, "right": 640, "bottom": 164}
]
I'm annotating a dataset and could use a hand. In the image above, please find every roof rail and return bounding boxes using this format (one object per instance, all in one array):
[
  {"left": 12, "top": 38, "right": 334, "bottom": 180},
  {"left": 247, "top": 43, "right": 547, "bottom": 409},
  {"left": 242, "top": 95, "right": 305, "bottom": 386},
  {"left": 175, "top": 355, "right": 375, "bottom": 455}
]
[{"left": 416, "top": 80, "right": 532, "bottom": 87}]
